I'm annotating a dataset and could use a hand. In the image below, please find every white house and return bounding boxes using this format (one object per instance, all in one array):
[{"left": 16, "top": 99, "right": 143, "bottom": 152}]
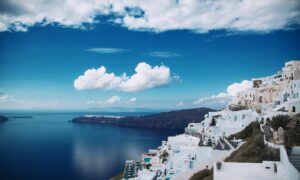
[{"left": 213, "top": 146, "right": 300, "bottom": 180}]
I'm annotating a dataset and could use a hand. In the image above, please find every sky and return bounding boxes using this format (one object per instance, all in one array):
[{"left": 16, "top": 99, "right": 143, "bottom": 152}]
[{"left": 0, "top": 0, "right": 300, "bottom": 111}]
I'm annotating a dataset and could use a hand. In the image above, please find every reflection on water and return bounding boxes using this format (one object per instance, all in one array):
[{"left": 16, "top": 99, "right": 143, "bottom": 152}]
[
  {"left": 73, "top": 141, "right": 146, "bottom": 178},
  {"left": 71, "top": 125, "right": 166, "bottom": 179},
  {"left": 0, "top": 113, "right": 182, "bottom": 180},
  {"left": 73, "top": 142, "right": 112, "bottom": 177}
]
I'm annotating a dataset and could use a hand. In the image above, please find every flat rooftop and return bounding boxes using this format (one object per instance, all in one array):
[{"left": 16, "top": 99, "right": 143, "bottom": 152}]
[{"left": 214, "top": 162, "right": 282, "bottom": 180}]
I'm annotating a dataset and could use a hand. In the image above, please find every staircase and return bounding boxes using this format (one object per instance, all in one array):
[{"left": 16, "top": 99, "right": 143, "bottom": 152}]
[{"left": 289, "top": 153, "right": 300, "bottom": 172}]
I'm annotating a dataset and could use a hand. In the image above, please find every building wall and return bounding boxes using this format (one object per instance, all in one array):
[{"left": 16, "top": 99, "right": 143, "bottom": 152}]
[{"left": 279, "top": 146, "right": 300, "bottom": 180}]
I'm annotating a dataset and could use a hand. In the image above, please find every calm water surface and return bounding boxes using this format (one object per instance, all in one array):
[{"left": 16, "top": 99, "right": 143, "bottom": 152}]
[{"left": 0, "top": 112, "right": 182, "bottom": 180}]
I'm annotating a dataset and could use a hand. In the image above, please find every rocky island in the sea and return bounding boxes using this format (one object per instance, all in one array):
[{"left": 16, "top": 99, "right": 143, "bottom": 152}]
[
  {"left": 0, "top": 116, "right": 8, "bottom": 122},
  {"left": 72, "top": 107, "right": 214, "bottom": 129},
  {"left": 9, "top": 116, "right": 33, "bottom": 119}
]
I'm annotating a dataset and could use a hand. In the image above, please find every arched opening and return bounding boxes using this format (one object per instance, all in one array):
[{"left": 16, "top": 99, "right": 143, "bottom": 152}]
[{"left": 292, "top": 106, "right": 296, "bottom": 112}]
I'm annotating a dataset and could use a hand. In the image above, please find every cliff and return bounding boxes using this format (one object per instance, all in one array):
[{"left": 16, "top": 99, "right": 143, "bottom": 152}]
[{"left": 72, "top": 107, "right": 214, "bottom": 129}]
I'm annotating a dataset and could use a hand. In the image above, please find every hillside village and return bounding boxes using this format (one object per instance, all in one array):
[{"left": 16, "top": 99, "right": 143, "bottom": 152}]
[{"left": 120, "top": 60, "right": 300, "bottom": 180}]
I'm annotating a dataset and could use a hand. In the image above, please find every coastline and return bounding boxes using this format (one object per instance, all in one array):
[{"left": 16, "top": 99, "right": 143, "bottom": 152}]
[{"left": 71, "top": 107, "right": 213, "bottom": 129}]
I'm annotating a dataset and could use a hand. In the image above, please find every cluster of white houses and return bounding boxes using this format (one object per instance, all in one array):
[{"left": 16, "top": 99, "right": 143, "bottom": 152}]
[
  {"left": 230, "top": 60, "right": 300, "bottom": 113},
  {"left": 122, "top": 61, "right": 300, "bottom": 180}
]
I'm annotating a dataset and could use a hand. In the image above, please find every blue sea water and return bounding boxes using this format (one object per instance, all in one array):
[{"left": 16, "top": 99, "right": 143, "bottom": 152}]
[{"left": 0, "top": 112, "right": 182, "bottom": 180}]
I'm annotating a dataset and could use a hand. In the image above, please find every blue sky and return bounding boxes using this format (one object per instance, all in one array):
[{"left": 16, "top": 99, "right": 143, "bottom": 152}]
[{"left": 0, "top": 0, "right": 299, "bottom": 110}]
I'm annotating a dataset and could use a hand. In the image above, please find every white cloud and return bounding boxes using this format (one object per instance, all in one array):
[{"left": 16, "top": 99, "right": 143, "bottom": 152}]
[
  {"left": 147, "top": 51, "right": 181, "bottom": 58},
  {"left": 105, "top": 95, "right": 121, "bottom": 104},
  {"left": 86, "top": 100, "right": 97, "bottom": 105},
  {"left": 86, "top": 95, "right": 121, "bottom": 106},
  {"left": 128, "top": 97, "right": 137, "bottom": 104},
  {"left": 193, "top": 80, "right": 252, "bottom": 108},
  {"left": 227, "top": 80, "right": 252, "bottom": 96},
  {"left": 193, "top": 92, "right": 231, "bottom": 105},
  {"left": 193, "top": 92, "right": 232, "bottom": 109},
  {"left": 74, "top": 62, "right": 175, "bottom": 92},
  {"left": 86, "top": 48, "right": 127, "bottom": 54},
  {"left": 0, "top": 94, "right": 10, "bottom": 102},
  {"left": 0, "top": 0, "right": 299, "bottom": 33},
  {"left": 176, "top": 101, "right": 184, "bottom": 106},
  {"left": 0, "top": 93, "right": 56, "bottom": 110}
]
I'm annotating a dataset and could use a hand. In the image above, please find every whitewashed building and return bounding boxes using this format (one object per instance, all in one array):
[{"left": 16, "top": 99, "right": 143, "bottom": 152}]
[{"left": 213, "top": 146, "right": 300, "bottom": 180}]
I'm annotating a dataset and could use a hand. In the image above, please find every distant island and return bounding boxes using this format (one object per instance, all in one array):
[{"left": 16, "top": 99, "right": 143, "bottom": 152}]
[
  {"left": 0, "top": 116, "right": 8, "bottom": 122},
  {"left": 8, "top": 116, "right": 33, "bottom": 119},
  {"left": 72, "top": 107, "right": 214, "bottom": 129}
]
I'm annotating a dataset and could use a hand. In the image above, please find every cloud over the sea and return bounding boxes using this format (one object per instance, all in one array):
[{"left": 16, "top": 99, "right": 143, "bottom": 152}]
[
  {"left": 86, "top": 48, "right": 127, "bottom": 54},
  {"left": 74, "top": 62, "right": 175, "bottom": 92},
  {"left": 193, "top": 80, "right": 252, "bottom": 108},
  {"left": 86, "top": 96, "right": 137, "bottom": 107},
  {"left": 1, "top": 0, "right": 299, "bottom": 32},
  {"left": 147, "top": 51, "right": 181, "bottom": 58}
]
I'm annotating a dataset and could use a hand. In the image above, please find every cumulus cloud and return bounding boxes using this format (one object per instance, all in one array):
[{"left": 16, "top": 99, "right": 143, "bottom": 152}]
[
  {"left": 1, "top": 0, "right": 299, "bottom": 32},
  {"left": 227, "top": 80, "right": 252, "bottom": 96},
  {"left": 74, "top": 62, "right": 175, "bottom": 92},
  {"left": 193, "top": 80, "right": 252, "bottom": 108},
  {"left": 147, "top": 51, "right": 181, "bottom": 58},
  {"left": 86, "top": 48, "right": 127, "bottom": 54},
  {"left": 105, "top": 95, "right": 121, "bottom": 104}
]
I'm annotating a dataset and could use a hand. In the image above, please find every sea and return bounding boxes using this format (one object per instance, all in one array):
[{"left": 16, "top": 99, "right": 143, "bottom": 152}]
[{"left": 0, "top": 111, "right": 182, "bottom": 180}]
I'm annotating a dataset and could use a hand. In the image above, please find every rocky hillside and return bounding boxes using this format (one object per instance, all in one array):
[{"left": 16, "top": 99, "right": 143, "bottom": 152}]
[
  {"left": 72, "top": 107, "right": 214, "bottom": 129},
  {"left": 226, "top": 122, "right": 280, "bottom": 163}
]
